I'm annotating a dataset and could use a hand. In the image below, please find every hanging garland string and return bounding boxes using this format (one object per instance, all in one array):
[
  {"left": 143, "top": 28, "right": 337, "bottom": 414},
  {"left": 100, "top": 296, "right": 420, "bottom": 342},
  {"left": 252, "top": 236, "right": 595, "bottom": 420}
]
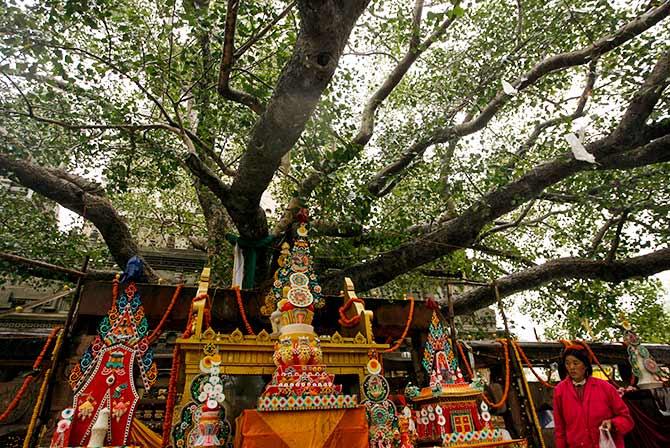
[
  {"left": 511, "top": 340, "right": 555, "bottom": 389},
  {"left": 147, "top": 283, "right": 184, "bottom": 344},
  {"left": 338, "top": 297, "right": 364, "bottom": 327},
  {"left": 382, "top": 295, "right": 415, "bottom": 353},
  {"left": 458, "top": 338, "right": 511, "bottom": 409},
  {"left": 0, "top": 326, "right": 62, "bottom": 422},
  {"left": 161, "top": 294, "right": 212, "bottom": 447},
  {"left": 577, "top": 339, "right": 616, "bottom": 384},
  {"left": 112, "top": 275, "right": 119, "bottom": 307},
  {"left": 233, "top": 286, "right": 255, "bottom": 335},
  {"left": 161, "top": 345, "right": 182, "bottom": 448},
  {"left": 24, "top": 327, "right": 65, "bottom": 448},
  {"left": 456, "top": 341, "right": 474, "bottom": 378}
]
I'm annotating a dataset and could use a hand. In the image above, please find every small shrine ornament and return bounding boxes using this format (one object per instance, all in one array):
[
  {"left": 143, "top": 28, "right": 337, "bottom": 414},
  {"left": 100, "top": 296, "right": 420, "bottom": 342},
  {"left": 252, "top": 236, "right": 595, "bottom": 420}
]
[
  {"left": 362, "top": 358, "right": 400, "bottom": 448},
  {"left": 172, "top": 353, "right": 233, "bottom": 448}
]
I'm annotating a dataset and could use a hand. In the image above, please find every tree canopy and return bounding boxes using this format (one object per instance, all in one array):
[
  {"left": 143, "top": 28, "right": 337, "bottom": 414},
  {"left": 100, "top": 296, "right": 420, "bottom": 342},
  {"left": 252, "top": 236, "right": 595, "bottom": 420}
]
[{"left": 1, "top": 0, "right": 669, "bottom": 340}]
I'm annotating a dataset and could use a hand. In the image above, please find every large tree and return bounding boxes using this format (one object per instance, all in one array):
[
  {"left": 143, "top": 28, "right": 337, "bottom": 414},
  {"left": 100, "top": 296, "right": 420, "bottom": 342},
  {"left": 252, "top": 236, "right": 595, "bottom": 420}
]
[{"left": 1, "top": 0, "right": 669, "bottom": 338}]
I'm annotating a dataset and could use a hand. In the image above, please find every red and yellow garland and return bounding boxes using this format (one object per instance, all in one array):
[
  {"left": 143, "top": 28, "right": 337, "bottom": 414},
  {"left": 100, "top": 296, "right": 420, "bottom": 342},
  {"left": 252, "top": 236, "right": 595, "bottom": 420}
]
[
  {"left": 338, "top": 297, "right": 364, "bottom": 327},
  {"left": 511, "top": 340, "right": 555, "bottom": 389}
]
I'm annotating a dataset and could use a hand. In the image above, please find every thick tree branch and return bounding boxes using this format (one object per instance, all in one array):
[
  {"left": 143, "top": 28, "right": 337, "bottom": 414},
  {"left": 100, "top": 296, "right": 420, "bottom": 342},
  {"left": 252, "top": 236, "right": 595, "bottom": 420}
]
[
  {"left": 367, "top": 4, "right": 670, "bottom": 196},
  {"left": 320, "top": 57, "right": 670, "bottom": 294},
  {"left": 183, "top": 153, "right": 232, "bottom": 202},
  {"left": 450, "top": 247, "right": 670, "bottom": 315},
  {"left": 218, "top": 0, "right": 266, "bottom": 115},
  {"left": 0, "top": 155, "right": 156, "bottom": 279},
  {"left": 269, "top": 1, "right": 455, "bottom": 237},
  {"left": 230, "top": 0, "right": 370, "bottom": 239}
]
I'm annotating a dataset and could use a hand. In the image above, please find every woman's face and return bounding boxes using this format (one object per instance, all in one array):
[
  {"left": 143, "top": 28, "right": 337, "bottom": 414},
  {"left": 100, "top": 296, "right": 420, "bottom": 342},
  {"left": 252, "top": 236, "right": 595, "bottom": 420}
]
[{"left": 565, "top": 355, "right": 587, "bottom": 382}]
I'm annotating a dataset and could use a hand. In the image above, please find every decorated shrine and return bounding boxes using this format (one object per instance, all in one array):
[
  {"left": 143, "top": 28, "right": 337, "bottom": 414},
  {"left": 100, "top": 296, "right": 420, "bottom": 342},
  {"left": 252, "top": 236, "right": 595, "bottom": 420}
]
[
  {"left": 51, "top": 258, "right": 157, "bottom": 447},
  {"left": 405, "top": 309, "right": 528, "bottom": 448},
  {"left": 170, "top": 215, "right": 387, "bottom": 448},
  {"left": 4, "top": 209, "right": 665, "bottom": 448}
]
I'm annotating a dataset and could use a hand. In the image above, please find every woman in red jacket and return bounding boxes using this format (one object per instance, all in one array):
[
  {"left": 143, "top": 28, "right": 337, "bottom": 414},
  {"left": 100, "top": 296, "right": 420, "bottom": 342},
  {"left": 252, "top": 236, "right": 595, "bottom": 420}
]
[{"left": 553, "top": 345, "right": 634, "bottom": 448}]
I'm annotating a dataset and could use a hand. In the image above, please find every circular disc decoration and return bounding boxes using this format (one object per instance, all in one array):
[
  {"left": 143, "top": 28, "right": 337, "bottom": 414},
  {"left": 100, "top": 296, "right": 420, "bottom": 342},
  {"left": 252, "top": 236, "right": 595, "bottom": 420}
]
[
  {"left": 363, "top": 374, "right": 390, "bottom": 402},
  {"left": 480, "top": 402, "right": 489, "bottom": 412},
  {"left": 61, "top": 408, "right": 75, "bottom": 419},
  {"left": 369, "top": 403, "right": 392, "bottom": 426},
  {"left": 287, "top": 287, "right": 314, "bottom": 307},
  {"left": 638, "top": 345, "right": 650, "bottom": 358},
  {"left": 367, "top": 358, "right": 382, "bottom": 375},
  {"left": 437, "top": 415, "right": 446, "bottom": 426},
  {"left": 291, "top": 254, "right": 309, "bottom": 272},
  {"left": 643, "top": 357, "right": 658, "bottom": 373},
  {"left": 290, "top": 272, "right": 309, "bottom": 288},
  {"left": 481, "top": 411, "right": 491, "bottom": 422}
]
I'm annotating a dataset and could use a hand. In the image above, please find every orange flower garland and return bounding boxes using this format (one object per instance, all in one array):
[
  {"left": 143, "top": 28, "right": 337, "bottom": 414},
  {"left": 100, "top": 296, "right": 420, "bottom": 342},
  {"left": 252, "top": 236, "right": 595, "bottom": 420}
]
[
  {"left": 458, "top": 339, "right": 511, "bottom": 409},
  {"left": 0, "top": 326, "right": 62, "bottom": 422},
  {"left": 511, "top": 340, "right": 555, "bottom": 389},
  {"left": 382, "top": 295, "right": 415, "bottom": 353},
  {"left": 338, "top": 297, "right": 364, "bottom": 327},
  {"left": 233, "top": 286, "right": 255, "bottom": 335},
  {"left": 147, "top": 283, "right": 184, "bottom": 344}
]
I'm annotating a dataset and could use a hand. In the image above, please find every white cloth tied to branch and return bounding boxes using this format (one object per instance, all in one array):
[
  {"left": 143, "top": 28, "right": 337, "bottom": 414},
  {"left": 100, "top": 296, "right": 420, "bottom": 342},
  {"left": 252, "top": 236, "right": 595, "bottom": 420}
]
[{"left": 232, "top": 243, "right": 245, "bottom": 288}]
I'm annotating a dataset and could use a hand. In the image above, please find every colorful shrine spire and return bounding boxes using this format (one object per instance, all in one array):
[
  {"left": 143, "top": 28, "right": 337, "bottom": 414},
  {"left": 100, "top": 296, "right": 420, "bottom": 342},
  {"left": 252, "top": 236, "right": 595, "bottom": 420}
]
[
  {"left": 272, "top": 209, "right": 324, "bottom": 316},
  {"left": 258, "top": 209, "right": 357, "bottom": 411},
  {"left": 423, "top": 310, "right": 460, "bottom": 386}
]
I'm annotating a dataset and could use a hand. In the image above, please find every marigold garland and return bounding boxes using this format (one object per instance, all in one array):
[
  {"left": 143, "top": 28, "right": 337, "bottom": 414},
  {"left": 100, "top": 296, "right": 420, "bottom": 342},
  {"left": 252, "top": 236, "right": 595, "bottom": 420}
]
[
  {"left": 233, "top": 286, "right": 255, "bottom": 335},
  {"left": 147, "top": 283, "right": 184, "bottom": 344},
  {"left": 23, "top": 366, "right": 51, "bottom": 448},
  {"left": 338, "top": 297, "right": 364, "bottom": 327},
  {"left": 511, "top": 340, "right": 555, "bottom": 389},
  {"left": 458, "top": 339, "right": 511, "bottom": 409},
  {"left": 161, "top": 345, "right": 182, "bottom": 448},
  {"left": 0, "top": 326, "right": 62, "bottom": 422},
  {"left": 382, "top": 295, "right": 415, "bottom": 353}
]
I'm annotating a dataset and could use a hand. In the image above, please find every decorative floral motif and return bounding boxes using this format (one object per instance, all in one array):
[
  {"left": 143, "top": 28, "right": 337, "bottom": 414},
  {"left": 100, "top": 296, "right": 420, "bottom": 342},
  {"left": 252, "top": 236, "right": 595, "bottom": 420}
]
[
  {"left": 111, "top": 400, "right": 130, "bottom": 422},
  {"left": 76, "top": 395, "right": 96, "bottom": 420}
]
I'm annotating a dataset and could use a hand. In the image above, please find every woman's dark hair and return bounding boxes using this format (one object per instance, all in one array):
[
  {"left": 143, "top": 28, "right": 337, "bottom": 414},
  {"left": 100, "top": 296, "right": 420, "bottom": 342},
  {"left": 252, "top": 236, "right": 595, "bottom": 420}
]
[{"left": 558, "top": 345, "right": 593, "bottom": 379}]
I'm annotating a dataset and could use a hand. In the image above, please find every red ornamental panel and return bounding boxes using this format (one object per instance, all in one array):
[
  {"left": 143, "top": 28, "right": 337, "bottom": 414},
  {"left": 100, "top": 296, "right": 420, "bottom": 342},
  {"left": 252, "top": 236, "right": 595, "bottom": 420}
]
[{"left": 69, "top": 345, "right": 139, "bottom": 446}]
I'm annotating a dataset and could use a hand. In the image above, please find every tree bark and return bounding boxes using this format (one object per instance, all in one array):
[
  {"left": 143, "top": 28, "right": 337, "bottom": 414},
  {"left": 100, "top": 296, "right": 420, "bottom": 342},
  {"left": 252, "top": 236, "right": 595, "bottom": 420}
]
[
  {"left": 228, "top": 0, "right": 371, "bottom": 240},
  {"left": 0, "top": 154, "right": 156, "bottom": 279},
  {"left": 450, "top": 248, "right": 670, "bottom": 315}
]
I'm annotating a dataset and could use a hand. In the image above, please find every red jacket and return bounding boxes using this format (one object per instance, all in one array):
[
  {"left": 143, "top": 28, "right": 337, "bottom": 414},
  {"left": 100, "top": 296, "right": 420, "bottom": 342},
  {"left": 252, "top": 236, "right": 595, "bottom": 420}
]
[{"left": 553, "top": 376, "right": 633, "bottom": 448}]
